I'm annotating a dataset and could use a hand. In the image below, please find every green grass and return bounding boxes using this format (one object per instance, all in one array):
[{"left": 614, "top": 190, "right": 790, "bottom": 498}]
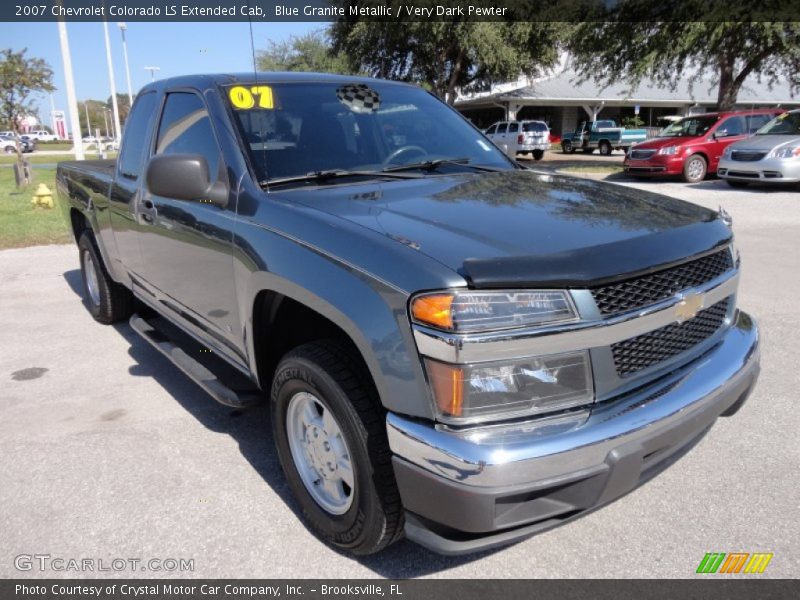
[
  {"left": 0, "top": 167, "right": 72, "bottom": 249},
  {"left": 559, "top": 165, "right": 624, "bottom": 174},
  {"left": 0, "top": 152, "right": 117, "bottom": 165},
  {"left": 36, "top": 142, "right": 74, "bottom": 151}
]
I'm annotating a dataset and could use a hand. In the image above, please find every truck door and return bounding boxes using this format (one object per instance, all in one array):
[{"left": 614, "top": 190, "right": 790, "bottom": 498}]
[
  {"left": 108, "top": 91, "right": 158, "bottom": 277},
  {"left": 135, "top": 90, "right": 243, "bottom": 364}
]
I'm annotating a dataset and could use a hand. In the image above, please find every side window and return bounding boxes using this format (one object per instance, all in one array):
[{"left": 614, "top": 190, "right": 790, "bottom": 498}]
[
  {"left": 485, "top": 124, "right": 497, "bottom": 135},
  {"left": 155, "top": 92, "right": 220, "bottom": 180},
  {"left": 745, "top": 114, "right": 771, "bottom": 133},
  {"left": 718, "top": 116, "right": 744, "bottom": 137},
  {"left": 117, "top": 92, "right": 157, "bottom": 179},
  {"left": 497, "top": 123, "right": 508, "bottom": 134},
  {"left": 507, "top": 122, "right": 519, "bottom": 133}
]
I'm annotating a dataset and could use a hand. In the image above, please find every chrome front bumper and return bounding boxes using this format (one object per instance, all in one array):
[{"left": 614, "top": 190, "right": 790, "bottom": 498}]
[
  {"left": 387, "top": 310, "right": 760, "bottom": 553},
  {"left": 718, "top": 156, "right": 800, "bottom": 182}
]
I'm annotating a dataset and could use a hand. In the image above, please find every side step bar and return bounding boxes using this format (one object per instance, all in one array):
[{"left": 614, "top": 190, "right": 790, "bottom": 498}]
[{"left": 129, "top": 314, "right": 262, "bottom": 409}]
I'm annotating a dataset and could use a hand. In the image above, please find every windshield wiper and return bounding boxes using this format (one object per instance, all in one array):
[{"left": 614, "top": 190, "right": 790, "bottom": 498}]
[
  {"left": 382, "top": 157, "right": 505, "bottom": 173},
  {"left": 263, "top": 169, "right": 423, "bottom": 188}
]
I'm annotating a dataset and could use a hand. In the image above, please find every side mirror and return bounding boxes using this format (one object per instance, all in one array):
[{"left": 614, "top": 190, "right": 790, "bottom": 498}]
[{"left": 145, "top": 153, "right": 228, "bottom": 208}]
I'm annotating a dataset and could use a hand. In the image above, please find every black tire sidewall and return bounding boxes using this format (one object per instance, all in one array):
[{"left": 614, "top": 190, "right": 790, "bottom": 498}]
[
  {"left": 78, "top": 233, "right": 107, "bottom": 320},
  {"left": 533, "top": 150, "right": 544, "bottom": 160},
  {"left": 271, "top": 355, "right": 384, "bottom": 551},
  {"left": 599, "top": 142, "right": 611, "bottom": 155},
  {"left": 562, "top": 141, "right": 572, "bottom": 153}
]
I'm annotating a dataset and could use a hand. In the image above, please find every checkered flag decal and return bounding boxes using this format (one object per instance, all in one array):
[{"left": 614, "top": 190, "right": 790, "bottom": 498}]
[{"left": 336, "top": 84, "right": 381, "bottom": 114}]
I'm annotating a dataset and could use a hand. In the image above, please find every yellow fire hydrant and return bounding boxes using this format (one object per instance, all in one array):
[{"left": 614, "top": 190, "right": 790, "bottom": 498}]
[{"left": 32, "top": 183, "right": 54, "bottom": 209}]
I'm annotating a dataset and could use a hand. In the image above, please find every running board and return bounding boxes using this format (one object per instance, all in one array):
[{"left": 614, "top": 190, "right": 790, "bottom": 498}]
[{"left": 129, "top": 314, "right": 262, "bottom": 409}]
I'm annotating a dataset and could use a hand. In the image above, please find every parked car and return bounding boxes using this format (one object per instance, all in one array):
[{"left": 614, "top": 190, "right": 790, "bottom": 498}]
[
  {"left": 0, "top": 135, "right": 16, "bottom": 154},
  {"left": 82, "top": 135, "right": 99, "bottom": 144},
  {"left": 717, "top": 109, "right": 800, "bottom": 187},
  {"left": 561, "top": 120, "right": 647, "bottom": 155},
  {"left": 27, "top": 129, "right": 59, "bottom": 142},
  {"left": 623, "top": 109, "right": 783, "bottom": 183},
  {"left": 485, "top": 120, "right": 550, "bottom": 160},
  {"left": 0, "top": 134, "right": 34, "bottom": 154},
  {"left": 19, "top": 135, "right": 38, "bottom": 152},
  {"left": 58, "top": 73, "right": 759, "bottom": 556}
]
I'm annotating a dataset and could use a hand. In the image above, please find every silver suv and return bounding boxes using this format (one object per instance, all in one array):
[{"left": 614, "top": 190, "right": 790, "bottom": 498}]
[
  {"left": 718, "top": 109, "right": 800, "bottom": 186},
  {"left": 485, "top": 120, "right": 550, "bottom": 160}
]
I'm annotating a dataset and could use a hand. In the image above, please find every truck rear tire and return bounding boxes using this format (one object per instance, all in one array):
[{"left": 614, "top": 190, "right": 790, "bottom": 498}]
[
  {"left": 599, "top": 141, "right": 612, "bottom": 156},
  {"left": 532, "top": 150, "right": 544, "bottom": 161},
  {"left": 78, "top": 231, "right": 133, "bottom": 324},
  {"left": 271, "top": 340, "right": 404, "bottom": 555},
  {"left": 683, "top": 154, "right": 707, "bottom": 183}
]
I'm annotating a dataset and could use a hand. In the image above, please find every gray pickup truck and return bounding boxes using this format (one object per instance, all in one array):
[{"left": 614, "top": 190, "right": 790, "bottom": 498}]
[{"left": 57, "top": 73, "right": 760, "bottom": 556}]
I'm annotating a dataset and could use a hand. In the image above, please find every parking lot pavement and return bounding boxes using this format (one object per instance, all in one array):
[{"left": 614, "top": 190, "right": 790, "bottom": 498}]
[{"left": 1, "top": 178, "right": 798, "bottom": 579}]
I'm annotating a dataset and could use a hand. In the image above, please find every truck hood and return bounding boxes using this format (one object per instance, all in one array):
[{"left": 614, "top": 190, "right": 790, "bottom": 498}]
[
  {"left": 727, "top": 134, "right": 800, "bottom": 151},
  {"left": 285, "top": 169, "right": 730, "bottom": 287}
]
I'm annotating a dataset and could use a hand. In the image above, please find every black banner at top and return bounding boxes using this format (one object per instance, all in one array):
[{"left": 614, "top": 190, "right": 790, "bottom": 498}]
[{"left": 4, "top": 0, "right": 800, "bottom": 22}]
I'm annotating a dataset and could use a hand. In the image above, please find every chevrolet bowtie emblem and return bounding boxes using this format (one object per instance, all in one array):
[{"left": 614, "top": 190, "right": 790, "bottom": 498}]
[{"left": 675, "top": 293, "right": 704, "bottom": 323}]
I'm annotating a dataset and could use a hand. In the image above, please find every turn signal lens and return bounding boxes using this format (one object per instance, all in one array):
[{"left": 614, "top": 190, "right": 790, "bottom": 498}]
[
  {"left": 411, "top": 294, "right": 454, "bottom": 329},
  {"left": 411, "top": 290, "right": 576, "bottom": 332},
  {"left": 424, "top": 351, "right": 594, "bottom": 424}
]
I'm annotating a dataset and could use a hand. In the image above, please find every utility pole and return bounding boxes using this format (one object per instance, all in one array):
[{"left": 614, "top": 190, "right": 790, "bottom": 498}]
[
  {"left": 118, "top": 23, "right": 134, "bottom": 107},
  {"left": 56, "top": 19, "right": 84, "bottom": 159},
  {"left": 84, "top": 101, "right": 90, "bottom": 138},
  {"left": 144, "top": 66, "right": 160, "bottom": 82},
  {"left": 103, "top": 21, "right": 122, "bottom": 140}
]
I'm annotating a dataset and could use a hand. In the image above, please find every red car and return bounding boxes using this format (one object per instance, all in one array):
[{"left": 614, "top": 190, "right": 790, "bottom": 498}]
[{"left": 623, "top": 109, "right": 783, "bottom": 183}]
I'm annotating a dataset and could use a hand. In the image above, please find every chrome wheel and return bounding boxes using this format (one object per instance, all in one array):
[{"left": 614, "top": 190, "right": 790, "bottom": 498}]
[
  {"left": 686, "top": 157, "right": 705, "bottom": 181},
  {"left": 83, "top": 251, "right": 101, "bottom": 307},
  {"left": 286, "top": 391, "right": 355, "bottom": 515}
]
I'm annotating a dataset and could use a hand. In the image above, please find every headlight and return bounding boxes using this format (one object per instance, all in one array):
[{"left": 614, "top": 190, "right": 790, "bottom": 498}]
[
  {"left": 424, "top": 351, "right": 594, "bottom": 424},
  {"left": 769, "top": 145, "right": 800, "bottom": 159},
  {"left": 410, "top": 290, "right": 577, "bottom": 332},
  {"left": 658, "top": 146, "right": 680, "bottom": 155}
]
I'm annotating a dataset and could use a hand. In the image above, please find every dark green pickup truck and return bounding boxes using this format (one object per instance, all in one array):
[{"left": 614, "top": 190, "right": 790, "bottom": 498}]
[
  {"left": 561, "top": 119, "right": 648, "bottom": 155},
  {"left": 57, "top": 73, "right": 759, "bottom": 556}
]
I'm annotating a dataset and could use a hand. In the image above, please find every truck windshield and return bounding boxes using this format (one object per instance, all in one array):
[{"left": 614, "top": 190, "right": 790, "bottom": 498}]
[
  {"left": 755, "top": 112, "right": 800, "bottom": 135},
  {"left": 225, "top": 81, "right": 511, "bottom": 183},
  {"left": 659, "top": 115, "right": 718, "bottom": 138}
]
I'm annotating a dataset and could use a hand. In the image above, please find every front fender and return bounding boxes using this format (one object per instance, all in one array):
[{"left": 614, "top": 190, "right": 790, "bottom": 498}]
[{"left": 234, "top": 226, "right": 436, "bottom": 421}]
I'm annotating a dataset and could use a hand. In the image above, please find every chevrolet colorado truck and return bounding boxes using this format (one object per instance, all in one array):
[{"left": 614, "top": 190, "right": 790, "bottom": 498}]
[
  {"left": 57, "top": 73, "right": 760, "bottom": 556},
  {"left": 561, "top": 119, "right": 647, "bottom": 155}
]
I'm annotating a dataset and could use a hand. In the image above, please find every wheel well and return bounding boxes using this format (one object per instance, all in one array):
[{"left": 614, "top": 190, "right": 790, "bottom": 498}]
[
  {"left": 687, "top": 151, "right": 709, "bottom": 164},
  {"left": 69, "top": 208, "right": 89, "bottom": 242},
  {"left": 252, "top": 291, "right": 370, "bottom": 392}
]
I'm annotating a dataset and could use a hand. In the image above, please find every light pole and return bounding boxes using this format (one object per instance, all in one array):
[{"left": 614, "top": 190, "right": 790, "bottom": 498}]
[
  {"left": 57, "top": 20, "right": 84, "bottom": 159},
  {"left": 117, "top": 22, "right": 134, "bottom": 107},
  {"left": 103, "top": 109, "right": 110, "bottom": 138},
  {"left": 102, "top": 21, "right": 122, "bottom": 142},
  {"left": 84, "top": 101, "right": 91, "bottom": 139},
  {"left": 144, "top": 66, "right": 160, "bottom": 82}
]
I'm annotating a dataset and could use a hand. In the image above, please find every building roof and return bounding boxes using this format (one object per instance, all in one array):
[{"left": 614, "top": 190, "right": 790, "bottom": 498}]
[{"left": 456, "top": 68, "right": 800, "bottom": 108}]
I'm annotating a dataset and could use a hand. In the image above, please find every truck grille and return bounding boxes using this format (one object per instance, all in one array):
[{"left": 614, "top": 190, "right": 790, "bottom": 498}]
[
  {"left": 611, "top": 298, "right": 730, "bottom": 377},
  {"left": 731, "top": 150, "right": 767, "bottom": 162},
  {"left": 628, "top": 149, "right": 656, "bottom": 160},
  {"left": 590, "top": 248, "right": 733, "bottom": 317}
]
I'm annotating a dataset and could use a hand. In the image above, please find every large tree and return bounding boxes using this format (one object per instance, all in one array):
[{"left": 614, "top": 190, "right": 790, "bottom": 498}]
[
  {"left": 258, "top": 30, "right": 353, "bottom": 74},
  {"left": 0, "top": 48, "right": 54, "bottom": 181},
  {"left": 568, "top": 3, "right": 800, "bottom": 110},
  {"left": 331, "top": 21, "right": 566, "bottom": 104}
]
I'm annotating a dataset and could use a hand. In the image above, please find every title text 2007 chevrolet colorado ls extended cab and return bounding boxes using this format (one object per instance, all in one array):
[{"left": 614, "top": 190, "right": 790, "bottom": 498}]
[{"left": 58, "top": 73, "right": 760, "bottom": 556}]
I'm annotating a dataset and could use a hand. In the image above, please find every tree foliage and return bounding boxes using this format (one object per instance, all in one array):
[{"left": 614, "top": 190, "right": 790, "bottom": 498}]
[
  {"left": 257, "top": 29, "right": 353, "bottom": 75},
  {"left": 0, "top": 48, "right": 54, "bottom": 170},
  {"left": 331, "top": 20, "right": 566, "bottom": 104},
  {"left": 567, "top": 2, "right": 800, "bottom": 110}
]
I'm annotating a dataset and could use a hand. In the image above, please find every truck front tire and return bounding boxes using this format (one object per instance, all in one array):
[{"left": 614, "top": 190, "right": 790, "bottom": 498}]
[
  {"left": 561, "top": 140, "right": 574, "bottom": 154},
  {"left": 271, "top": 340, "right": 404, "bottom": 555},
  {"left": 78, "top": 232, "right": 133, "bottom": 324}
]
